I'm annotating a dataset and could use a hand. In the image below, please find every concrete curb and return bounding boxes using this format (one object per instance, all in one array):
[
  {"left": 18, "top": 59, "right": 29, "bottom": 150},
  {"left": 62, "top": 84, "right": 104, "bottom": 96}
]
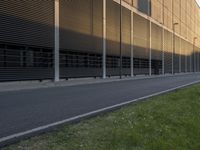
[
  {"left": 0, "top": 72, "right": 197, "bottom": 92},
  {"left": 1, "top": 79, "right": 200, "bottom": 148}
]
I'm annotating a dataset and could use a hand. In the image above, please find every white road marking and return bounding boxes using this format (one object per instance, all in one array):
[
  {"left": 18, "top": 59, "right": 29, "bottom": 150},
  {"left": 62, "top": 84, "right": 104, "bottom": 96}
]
[{"left": 0, "top": 80, "right": 200, "bottom": 144}]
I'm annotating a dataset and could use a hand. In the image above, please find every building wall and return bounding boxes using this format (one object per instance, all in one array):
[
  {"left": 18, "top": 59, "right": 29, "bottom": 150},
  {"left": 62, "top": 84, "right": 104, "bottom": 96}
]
[
  {"left": 0, "top": 0, "right": 200, "bottom": 81},
  {"left": 125, "top": 0, "right": 200, "bottom": 47}
]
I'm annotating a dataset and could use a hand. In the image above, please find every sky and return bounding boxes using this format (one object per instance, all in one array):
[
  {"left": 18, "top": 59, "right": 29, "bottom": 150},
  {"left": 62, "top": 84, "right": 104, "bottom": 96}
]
[{"left": 196, "top": 0, "right": 200, "bottom": 7}]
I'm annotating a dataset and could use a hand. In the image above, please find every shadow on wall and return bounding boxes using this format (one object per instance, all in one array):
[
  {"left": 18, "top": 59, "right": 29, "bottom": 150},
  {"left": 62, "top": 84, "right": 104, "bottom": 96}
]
[{"left": 0, "top": 12, "right": 198, "bottom": 81}]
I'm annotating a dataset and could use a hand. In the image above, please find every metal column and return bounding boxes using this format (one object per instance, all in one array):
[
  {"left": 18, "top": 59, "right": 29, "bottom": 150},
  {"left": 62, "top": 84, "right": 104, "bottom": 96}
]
[
  {"left": 149, "top": 21, "right": 152, "bottom": 76},
  {"left": 148, "top": 0, "right": 151, "bottom": 76},
  {"left": 131, "top": 11, "right": 134, "bottom": 77},
  {"left": 54, "top": 0, "right": 60, "bottom": 82},
  {"left": 162, "top": 0, "right": 164, "bottom": 75},
  {"left": 162, "top": 28, "right": 164, "bottom": 75},
  {"left": 119, "top": 0, "right": 122, "bottom": 79},
  {"left": 103, "top": 0, "right": 106, "bottom": 79},
  {"left": 179, "top": 39, "right": 181, "bottom": 73},
  {"left": 172, "top": 29, "right": 174, "bottom": 75}
]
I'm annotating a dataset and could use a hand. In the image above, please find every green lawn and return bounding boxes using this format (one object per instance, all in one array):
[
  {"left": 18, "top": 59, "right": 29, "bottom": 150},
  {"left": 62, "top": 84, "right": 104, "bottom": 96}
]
[{"left": 3, "top": 84, "right": 200, "bottom": 150}]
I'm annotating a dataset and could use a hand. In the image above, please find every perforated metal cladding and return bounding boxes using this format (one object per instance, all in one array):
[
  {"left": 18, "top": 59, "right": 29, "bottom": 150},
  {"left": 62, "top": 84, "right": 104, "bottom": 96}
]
[
  {"left": 181, "top": 39, "right": 186, "bottom": 72},
  {"left": 0, "top": 0, "right": 54, "bottom": 48},
  {"left": 106, "top": 0, "right": 120, "bottom": 56},
  {"left": 132, "top": 12, "right": 149, "bottom": 75},
  {"left": 186, "top": 42, "right": 192, "bottom": 72},
  {"left": 106, "top": 0, "right": 131, "bottom": 76},
  {"left": 60, "top": 0, "right": 103, "bottom": 53},
  {"left": 59, "top": 0, "right": 103, "bottom": 78},
  {"left": 182, "top": 40, "right": 188, "bottom": 72},
  {"left": 122, "top": 8, "right": 131, "bottom": 57},
  {"left": 191, "top": 43, "right": 195, "bottom": 72},
  {"left": 133, "top": 13, "right": 149, "bottom": 59},
  {"left": 174, "top": 36, "right": 180, "bottom": 73},
  {"left": 164, "top": 30, "right": 172, "bottom": 74},
  {"left": 151, "top": 23, "right": 162, "bottom": 61},
  {"left": 0, "top": 1, "right": 54, "bottom": 81},
  {"left": 121, "top": 7, "right": 131, "bottom": 75},
  {"left": 195, "top": 46, "right": 200, "bottom": 72},
  {"left": 198, "top": 47, "right": 200, "bottom": 72},
  {"left": 106, "top": 3, "right": 131, "bottom": 57},
  {"left": 194, "top": 46, "right": 198, "bottom": 72}
]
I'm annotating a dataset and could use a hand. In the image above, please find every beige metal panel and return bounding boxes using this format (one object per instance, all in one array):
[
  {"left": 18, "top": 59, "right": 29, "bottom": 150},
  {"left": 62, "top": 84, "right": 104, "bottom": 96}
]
[
  {"left": 164, "top": 6, "right": 172, "bottom": 30},
  {"left": 151, "top": 22, "right": 162, "bottom": 60},
  {"left": 122, "top": 7, "right": 131, "bottom": 56},
  {"left": 60, "top": 0, "right": 103, "bottom": 53},
  {"left": 173, "top": 0, "right": 180, "bottom": 18},
  {"left": 164, "top": 0, "right": 172, "bottom": 11},
  {"left": 133, "top": 12, "right": 149, "bottom": 59},
  {"left": 151, "top": 0, "right": 162, "bottom": 23},
  {"left": 164, "top": 29, "right": 172, "bottom": 73},
  {"left": 132, "top": 0, "right": 137, "bottom": 8},
  {"left": 106, "top": 0, "right": 120, "bottom": 55},
  {"left": 121, "top": 0, "right": 200, "bottom": 50},
  {"left": 123, "top": 0, "right": 133, "bottom": 5}
]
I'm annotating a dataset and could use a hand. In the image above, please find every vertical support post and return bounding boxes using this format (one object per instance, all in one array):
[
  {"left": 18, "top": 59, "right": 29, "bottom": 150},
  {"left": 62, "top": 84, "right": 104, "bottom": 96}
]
[
  {"left": 131, "top": 11, "right": 134, "bottom": 77},
  {"left": 185, "top": 43, "right": 187, "bottom": 72},
  {"left": 172, "top": 27, "right": 174, "bottom": 75},
  {"left": 198, "top": 52, "right": 199, "bottom": 72},
  {"left": 190, "top": 45, "right": 193, "bottom": 72},
  {"left": 149, "top": 21, "right": 152, "bottom": 76},
  {"left": 54, "top": 0, "right": 60, "bottom": 82},
  {"left": 162, "top": 28, "right": 164, "bottom": 75},
  {"left": 148, "top": 0, "right": 151, "bottom": 76},
  {"left": 119, "top": 0, "right": 122, "bottom": 79},
  {"left": 198, "top": 51, "right": 199, "bottom": 72},
  {"left": 162, "top": 0, "right": 164, "bottom": 75},
  {"left": 102, "top": 0, "right": 106, "bottom": 79},
  {"left": 172, "top": 0, "right": 174, "bottom": 75},
  {"left": 193, "top": 44, "right": 195, "bottom": 72}
]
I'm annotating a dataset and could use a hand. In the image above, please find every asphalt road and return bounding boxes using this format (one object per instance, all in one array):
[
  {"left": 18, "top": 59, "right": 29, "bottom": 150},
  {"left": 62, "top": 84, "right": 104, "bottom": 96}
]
[{"left": 1, "top": 73, "right": 200, "bottom": 145}]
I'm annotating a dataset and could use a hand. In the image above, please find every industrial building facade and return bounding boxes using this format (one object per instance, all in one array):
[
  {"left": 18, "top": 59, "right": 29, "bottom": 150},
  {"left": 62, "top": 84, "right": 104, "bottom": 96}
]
[{"left": 0, "top": 0, "right": 200, "bottom": 81}]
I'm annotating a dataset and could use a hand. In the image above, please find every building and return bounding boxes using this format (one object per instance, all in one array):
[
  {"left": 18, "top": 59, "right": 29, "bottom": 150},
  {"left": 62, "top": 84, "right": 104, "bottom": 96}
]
[{"left": 0, "top": 0, "right": 200, "bottom": 81}]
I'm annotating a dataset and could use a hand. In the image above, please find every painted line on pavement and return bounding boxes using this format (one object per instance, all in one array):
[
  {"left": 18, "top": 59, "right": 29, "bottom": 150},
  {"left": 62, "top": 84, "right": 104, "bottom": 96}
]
[{"left": 1, "top": 79, "right": 200, "bottom": 146}]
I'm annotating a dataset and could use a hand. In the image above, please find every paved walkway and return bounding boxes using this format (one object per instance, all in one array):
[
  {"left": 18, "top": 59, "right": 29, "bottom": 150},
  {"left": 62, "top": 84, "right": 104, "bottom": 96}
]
[
  {"left": 0, "top": 73, "right": 192, "bottom": 92},
  {"left": 0, "top": 73, "right": 200, "bottom": 146}
]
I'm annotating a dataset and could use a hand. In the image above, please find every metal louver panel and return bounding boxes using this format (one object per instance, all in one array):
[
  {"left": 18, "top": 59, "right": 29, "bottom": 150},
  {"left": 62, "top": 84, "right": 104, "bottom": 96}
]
[
  {"left": 174, "top": 36, "right": 180, "bottom": 73},
  {"left": 60, "top": 0, "right": 103, "bottom": 78},
  {"left": 151, "top": 23, "right": 162, "bottom": 75},
  {"left": 0, "top": 0, "right": 54, "bottom": 47},
  {"left": 0, "top": 0, "right": 54, "bottom": 81},
  {"left": 181, "top": 39, "right": 186, "bottom": 72},
  {"left": 106, "top": 0, "right": 120, "bottom": 76},
  {"left": 133, "top": 12, "right": 150, "bottom": 75},
  {"left": 164, "top": 30, "right": 172, "bottom": 74},
  {"left": 106, "top": 0, "right": 131, "bottom": 76}
]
